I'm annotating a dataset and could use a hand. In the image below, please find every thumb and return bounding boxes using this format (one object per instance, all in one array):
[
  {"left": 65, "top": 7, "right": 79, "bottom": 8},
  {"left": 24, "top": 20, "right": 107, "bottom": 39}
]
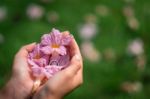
[
  {"left": 62, "top": 54, "right": 82, "bottom": 77},
  {"left": 15, "top": 42, "right": 36, "bottom": 58}
]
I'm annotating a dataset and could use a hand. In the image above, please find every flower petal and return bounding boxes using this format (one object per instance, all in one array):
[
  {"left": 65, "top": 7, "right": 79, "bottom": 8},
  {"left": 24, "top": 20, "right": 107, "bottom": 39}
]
[
  {"left": 41, "top": 34, "right": 52, "bottom": 45},
  {"left": 28, "top": 28, "right": 72, "bottom": 79},
  {"left": 58, "top": 54, "right": 70, "bottom": 66},
  {"left": 61, "top": 34, "right": 72, "bottom": 45},
  {"left": 57, "top": 46, "right": 66, "bottom": 55},
  {"left": 41, "top": 46, "right": 53, "bottom": 54},
  {"left": 45, "top": 65, "right": 62, "bottom": 75},
  {"left": 34, "top": 58, "right": 48, "bottom": 67},
  {"left": 31, "top": 66, "right": 44, "bottom": 78},
  {"left": 50, "top": 28, "right": 62, "bottom": 44},
  {"left": 28, "top": 59, "right": 39, "bottom": 67}
]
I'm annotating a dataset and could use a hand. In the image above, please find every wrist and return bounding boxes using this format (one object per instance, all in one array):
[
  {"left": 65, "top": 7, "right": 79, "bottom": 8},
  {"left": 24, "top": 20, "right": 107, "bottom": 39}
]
[
  {"left": 48, "top": 94, "right": 62, "bottom": 99},
  {"left": 33, "top": 89, "right": 63, "bottom": 99},
  {"left": 0, "top": 78, "right": 30, "bottom": 99},
  {"left": 0, "top": 78, "right": 15, "bottom": 99}
]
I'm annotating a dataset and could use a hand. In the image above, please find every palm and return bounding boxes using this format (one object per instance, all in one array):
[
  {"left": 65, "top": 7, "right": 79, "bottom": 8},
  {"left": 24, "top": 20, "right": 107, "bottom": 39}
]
[
  {"left": 13, "top": 54, "right": 34, "bottom": 94},
  {"left": 12, "top": 43, "right": 36, "bottom": 96}
]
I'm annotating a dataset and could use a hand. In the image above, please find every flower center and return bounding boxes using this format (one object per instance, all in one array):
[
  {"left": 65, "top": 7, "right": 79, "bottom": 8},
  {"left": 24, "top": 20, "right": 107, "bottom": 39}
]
[
  {"left": 51, "top": 44, "right": 60, "bottom": 48},
  {"left": 34, "top": 54, "right": 40, "bottom": 59}
]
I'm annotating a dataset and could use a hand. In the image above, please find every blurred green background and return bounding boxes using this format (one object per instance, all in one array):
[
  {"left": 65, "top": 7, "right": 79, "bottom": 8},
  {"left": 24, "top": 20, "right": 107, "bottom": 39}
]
[{"left": 0, "top": 0, "right": 150, "bottom": 99}]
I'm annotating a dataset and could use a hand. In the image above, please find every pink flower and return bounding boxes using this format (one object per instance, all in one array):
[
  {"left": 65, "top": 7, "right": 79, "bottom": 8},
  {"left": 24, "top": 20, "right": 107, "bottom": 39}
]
[
  {"left": 81, "top": 41, "right": 101, "bottom": 62},
  {"left": 44, "top": 53, "right": 70, "bottom": 78},
  {"left": 31, "top": 66, "right": 45, "bottom": 79},
  {"left": 78, "top": 23, "right": 98, "bottom": 40},
  {"left": 26, "top": 4, "right": 44, "bottom": 20},
  {"left": 28, "top": 44, "right": 49, "bottom": 78},
  {"left": 28, "top": 44, "right": 48, "bottom": 67},
  {"left": 28, "top": 28, "right": 72, "bottom": 80},
  {"left": 41, "top": 28, "right": 72, "bottom": 55},
  {"left": 127, "top": 38, "right": 144, "bottom": 56},
  {"left": 49, "top": 53, "right": 70, "bottom": 67}
]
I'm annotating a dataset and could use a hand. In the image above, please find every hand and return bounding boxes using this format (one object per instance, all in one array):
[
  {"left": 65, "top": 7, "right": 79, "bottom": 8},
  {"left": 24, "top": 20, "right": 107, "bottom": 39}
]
[
  {"left": 33, "top": 35, "right": 83, "bottom": 99},
  {"left": 0, "top": 43, "right": 36, "bottom": 99}
]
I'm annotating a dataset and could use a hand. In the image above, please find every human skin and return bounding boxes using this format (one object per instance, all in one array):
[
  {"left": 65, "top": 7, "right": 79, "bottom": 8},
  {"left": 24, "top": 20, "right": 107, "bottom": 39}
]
[
  {"left": 0, "top": 43, "right": 36, "bottom": 99},
  {"left": 0, "top": 31, "right": 83, "bottom": 99},
  {"left": 33, "top": 33, "right": 83, "bottom": 99}
]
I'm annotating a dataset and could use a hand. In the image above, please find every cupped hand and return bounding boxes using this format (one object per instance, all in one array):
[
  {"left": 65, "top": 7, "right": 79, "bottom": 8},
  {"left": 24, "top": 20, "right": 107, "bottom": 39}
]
[
  {"left": 33, "top": 32, "right": 83, "bottom": 99},
  {"left": 10, "top": 43, "right": 36, "bottom": 99}
]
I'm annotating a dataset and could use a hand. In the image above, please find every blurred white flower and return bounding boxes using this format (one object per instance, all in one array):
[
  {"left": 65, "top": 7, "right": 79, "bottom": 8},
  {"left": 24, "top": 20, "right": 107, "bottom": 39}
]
[
  {"left": 127, "top": 17, "right": 139, "bottom": 30},
  {"left": 123, "top": 6, "right": 139, "bottom": 30},
  {"left": 84, "top": 13, "right": 97, "bottom": 23},
  {"left": 46, "top": 11, "right": 59, "bottom": 23},
  {"left": 78, "top": 23, "right": 98, "bottom": 40},
  {"left": 95, "top": 5, "right": 109, "bottom": 17},
  {"left": 135, "top": 55, "right": 146, "bottom": 71},
  {"left": 123, "top": 6, "right": 134, "bottom": 18},
  {"left": 81, "top": 41, "right": 101, "bottom": 62},
  {"left": 127, "top": 38, "right": 144, "bottom": 56},
  {"left": 121, "top": 81, "right": 142, "bottom": 93},
  {"left": 0, "top": 7, "right": 7, "bottom": 22},
  {"left": 0, "top": 33, "right": 4, "bottom": 44},
  {"left": 103, "top": 48, "right": 116, "bottom": 61},
  {"left": 26, "top": 4, "right": 44, "bottom": 20}
]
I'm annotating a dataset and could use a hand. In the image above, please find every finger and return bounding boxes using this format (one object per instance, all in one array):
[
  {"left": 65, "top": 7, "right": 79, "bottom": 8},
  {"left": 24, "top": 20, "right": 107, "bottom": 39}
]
[
  {"left": 70, "top": 38, "right": 83, "bottom": 66},
  {"left": 62, "top": 31, "right": 70, "bottom": 35},
  {"left": 72, "top": 68, "right": 83, "bottom": 88},
  {"left": 13, "top": 43, "right": 36, "bottom": 75},
  {"left": 62, "top": 31, "right": 80, "bottom": 57},
  {"left": 62, "top": 54, "right": 82, "bottom": 77},
  {"left": 15, "top": 42, "right": 36, "bottom": 58},
  {"left": 70, "top": 38, "right": 81, "bottom": 57}
]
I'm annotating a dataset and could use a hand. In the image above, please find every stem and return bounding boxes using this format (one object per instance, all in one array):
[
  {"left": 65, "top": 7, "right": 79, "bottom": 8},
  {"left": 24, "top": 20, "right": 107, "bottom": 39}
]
[{"left": 31, "top": 79, "right": 41, "bottom": 94}]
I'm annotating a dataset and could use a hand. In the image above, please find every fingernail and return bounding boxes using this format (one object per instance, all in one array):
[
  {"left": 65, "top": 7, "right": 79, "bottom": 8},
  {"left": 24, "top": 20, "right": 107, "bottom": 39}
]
[
  {"left": 62, "top": 31, "right": 70, "bottom": 35},
  {"left": 70, "top": 34, "right": 74, "bottom": 38},
  {"left": 31, "top": 42, "right": 36, "bottom": 45},
  {"left": 75, "top": 54, "right": 80, "bottom": 61}
]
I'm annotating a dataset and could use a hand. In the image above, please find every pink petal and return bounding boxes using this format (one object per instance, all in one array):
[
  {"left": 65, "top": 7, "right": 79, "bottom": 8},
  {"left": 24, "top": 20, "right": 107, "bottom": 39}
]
[
  {"left": 50, "top": 28, "right": 62, "bottom": 45},
  {"left": 31, "top": 66, "right": 44, "bottom": 78},
  {"left": 29, "top": 44, "right": 42, "bottom": 59},
  {"left": 42, "top": 68, "right": 53, "bottom": 79},
  {"left": 58, "top": 54, "right": 70, "bottom": 66},
  {"left": 28, "top": 59, "right": 39, "bottom": 67},
  {"left": 49, "top": 54, "right": 60, "bottom": 65},
  {"left": 41, "top": 34, "right": 52, "bottom": 45},
  {"left": 57, "top": 46, "right": 66, "bottom": 55},
  {"left": 45, "top": 65, "right": 62, "bottom": 75},
  {"left": 41, "top": 46, "right": 53, "bottom": 54},
  {"left": 34, "top": 58, "right": 47, "bottom": 67},
  {"left": 61, "top": 34, "right": 72, "bottom": 45}
]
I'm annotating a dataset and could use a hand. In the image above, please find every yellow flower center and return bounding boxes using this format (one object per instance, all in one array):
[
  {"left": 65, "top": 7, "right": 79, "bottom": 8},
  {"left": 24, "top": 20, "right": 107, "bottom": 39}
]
[
  {"left": 34, "top": 54, "right": 40, "bottom": 59},
  {"left": 52, "top": 44, "right": 60, "bottom": 48}
]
